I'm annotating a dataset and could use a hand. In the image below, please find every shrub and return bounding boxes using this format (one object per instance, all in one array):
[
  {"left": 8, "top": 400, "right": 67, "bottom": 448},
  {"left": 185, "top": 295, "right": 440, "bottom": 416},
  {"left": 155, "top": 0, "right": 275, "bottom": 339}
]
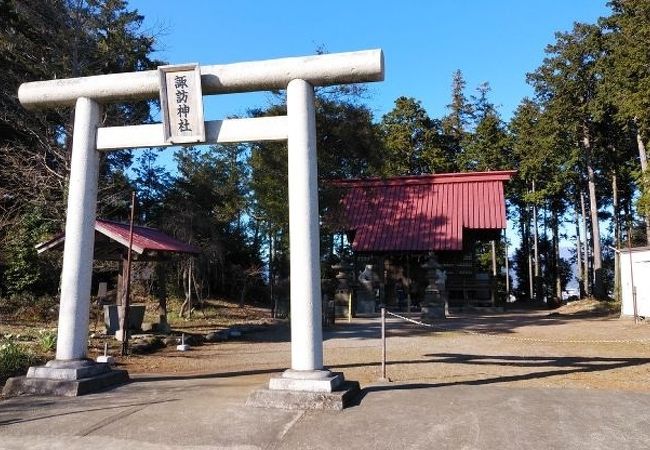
[
  {"left": 1, "top": 210, "right": 61, "bottom": 296},
  {"left": 0, "top": 338, "right": 37, "bottom": 383},
  {"left": 1, "top": 294, "right": 59, "bottom": 323}
]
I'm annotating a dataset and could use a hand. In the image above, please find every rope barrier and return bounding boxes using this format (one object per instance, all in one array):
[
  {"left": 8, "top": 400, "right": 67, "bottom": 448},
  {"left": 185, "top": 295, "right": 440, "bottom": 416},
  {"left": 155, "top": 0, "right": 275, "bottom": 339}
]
[{"left": 383, "top": 309, "right": 650, "bottom": 345}]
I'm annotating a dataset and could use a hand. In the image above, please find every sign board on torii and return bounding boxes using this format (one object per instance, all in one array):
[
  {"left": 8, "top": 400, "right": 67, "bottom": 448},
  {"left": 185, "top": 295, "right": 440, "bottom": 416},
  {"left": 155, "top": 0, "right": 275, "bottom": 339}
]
[
  {"left": 11, "top": 50, "right": 384, "bottom": 401},
  {"left": 158, "top": 63, "right": 205, "bottom": 144}
]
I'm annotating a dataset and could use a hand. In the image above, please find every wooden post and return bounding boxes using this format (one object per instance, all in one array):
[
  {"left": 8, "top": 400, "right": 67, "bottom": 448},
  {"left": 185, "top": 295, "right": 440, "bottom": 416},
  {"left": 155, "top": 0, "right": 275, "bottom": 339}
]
[
  {"left": 380, "top": 306, "right": 387, "bottom": 382},
  {"left": 491, "top": 240, "right": 497, "bottom": 306},
  {"left": 504, "top": 230, "right": 510, "bottom": 297},
  {"left": 406, "top": 256, "right": 412, "bottom": 312},
  {"left": 348, "top": 291, "right": 352, "bottom": 323},
  {"left": 120, "top": 191, "right": 136, "bottom": 356},
  {"left": 269, "top": 231, "right": 275, "bottom": 318},
  {"left": 188, "top": 257, "right": 193, "bottom": 319}
]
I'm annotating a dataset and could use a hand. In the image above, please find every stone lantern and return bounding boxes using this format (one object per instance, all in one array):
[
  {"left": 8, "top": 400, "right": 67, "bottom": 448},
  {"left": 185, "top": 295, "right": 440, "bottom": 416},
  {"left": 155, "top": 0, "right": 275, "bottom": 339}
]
[
  {"left": 331, "top": 262, "right": 355, "bottom": 318},
  {"left": 421, "top": 255, "right": 448, "bottom": 320}
]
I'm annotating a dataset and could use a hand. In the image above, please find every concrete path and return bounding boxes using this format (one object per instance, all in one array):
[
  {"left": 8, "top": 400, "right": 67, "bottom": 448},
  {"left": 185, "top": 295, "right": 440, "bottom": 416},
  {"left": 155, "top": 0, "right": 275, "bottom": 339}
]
[{"left": 1, "top": 372, "right": 649, "bottom": 449}]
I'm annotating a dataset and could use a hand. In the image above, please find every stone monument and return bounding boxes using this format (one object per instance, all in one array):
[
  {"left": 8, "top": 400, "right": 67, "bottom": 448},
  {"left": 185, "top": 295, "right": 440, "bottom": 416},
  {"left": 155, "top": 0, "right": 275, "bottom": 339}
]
[
  {"left": 420, "top": 255, "right": 448, "bottom": 320},
  {"left": 357, "top": 264, "right": 380, "bottom": 314}
]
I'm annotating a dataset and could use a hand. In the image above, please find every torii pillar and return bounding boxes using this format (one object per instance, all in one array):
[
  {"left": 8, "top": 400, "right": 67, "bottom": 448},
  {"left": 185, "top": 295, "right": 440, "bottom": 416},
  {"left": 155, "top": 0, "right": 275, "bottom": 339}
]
[{"left": 2, "top": 50, "right": 384, "bottom": 407}]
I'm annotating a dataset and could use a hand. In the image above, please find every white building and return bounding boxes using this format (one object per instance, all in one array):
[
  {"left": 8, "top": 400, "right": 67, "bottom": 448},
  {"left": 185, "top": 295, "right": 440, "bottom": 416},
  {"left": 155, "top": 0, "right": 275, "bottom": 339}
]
[{"left": 620, "top": 246, "right": 650, "bottom": 318}]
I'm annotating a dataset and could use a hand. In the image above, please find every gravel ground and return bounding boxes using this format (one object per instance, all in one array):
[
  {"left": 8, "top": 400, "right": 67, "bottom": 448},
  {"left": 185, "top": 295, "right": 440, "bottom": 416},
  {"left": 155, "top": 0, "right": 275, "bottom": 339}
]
[{"left": 116, "top": 304, "right": 650, "bottom": 393}]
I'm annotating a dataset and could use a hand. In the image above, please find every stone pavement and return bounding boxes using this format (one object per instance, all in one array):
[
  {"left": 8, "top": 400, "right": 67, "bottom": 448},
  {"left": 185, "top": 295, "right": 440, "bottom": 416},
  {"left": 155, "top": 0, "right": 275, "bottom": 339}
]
[{"left": 1, "top": 371, "right": 649, "bottom": 449}]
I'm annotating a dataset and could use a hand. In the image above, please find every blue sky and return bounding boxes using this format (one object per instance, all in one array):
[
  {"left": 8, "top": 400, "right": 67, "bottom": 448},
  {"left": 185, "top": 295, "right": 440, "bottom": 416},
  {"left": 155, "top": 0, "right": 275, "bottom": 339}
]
[
  {"left": 127, "top": 1, "right": 611, "bottom": 288},
  {"left": 130, "top": 0, "right": 611, "bottom": 122}
]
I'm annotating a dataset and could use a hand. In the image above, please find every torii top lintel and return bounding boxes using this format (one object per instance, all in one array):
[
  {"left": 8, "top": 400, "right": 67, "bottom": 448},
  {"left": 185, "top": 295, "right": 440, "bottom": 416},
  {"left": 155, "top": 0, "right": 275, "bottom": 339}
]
[{"left": 18, "top": 49, "right": 384, "bottom": 110}]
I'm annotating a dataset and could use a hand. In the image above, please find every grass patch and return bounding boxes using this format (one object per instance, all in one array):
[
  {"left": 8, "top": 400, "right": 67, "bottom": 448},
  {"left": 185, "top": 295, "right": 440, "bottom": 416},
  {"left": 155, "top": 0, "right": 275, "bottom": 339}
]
[{"left": 0, "top": 336, "right": 43, "bottom": 386}]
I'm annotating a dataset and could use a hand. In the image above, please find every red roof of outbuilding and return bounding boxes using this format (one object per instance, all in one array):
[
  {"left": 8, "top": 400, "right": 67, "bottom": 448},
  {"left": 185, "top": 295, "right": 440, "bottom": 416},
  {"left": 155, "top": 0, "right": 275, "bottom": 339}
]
[
  {"left": 36, "top": 219, "right": 200, "bottom": 257},
  {"left": 332, "top": 171, "right": 514, "bottom": 252},
  {"left": 94, "top": 219, "right": 200, "bottom": 254}
]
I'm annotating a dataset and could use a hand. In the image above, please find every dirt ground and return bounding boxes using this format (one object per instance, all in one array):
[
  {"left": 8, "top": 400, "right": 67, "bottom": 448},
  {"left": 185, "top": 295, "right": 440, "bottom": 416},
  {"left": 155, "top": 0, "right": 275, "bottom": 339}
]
[{"left": 108, "top": 300, "right": 650, "bottom": 393}]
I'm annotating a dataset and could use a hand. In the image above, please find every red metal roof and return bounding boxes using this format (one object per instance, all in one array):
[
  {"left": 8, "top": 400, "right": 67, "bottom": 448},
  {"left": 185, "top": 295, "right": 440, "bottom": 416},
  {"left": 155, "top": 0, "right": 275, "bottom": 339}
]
[
  {"left": 36, "top": 219, "right": 200, "bottom": 256},
  {"left": 332, "top": 171, "right": 514, "bottom": 252},
  {"left": 95, "top": 219, "right": 200, "bottom": 255}
]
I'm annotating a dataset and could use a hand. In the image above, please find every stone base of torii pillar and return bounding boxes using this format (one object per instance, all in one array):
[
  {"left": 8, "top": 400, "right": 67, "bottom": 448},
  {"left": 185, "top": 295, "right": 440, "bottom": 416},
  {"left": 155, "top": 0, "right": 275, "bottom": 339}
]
[
  {"left": 246, "top": 370, "right": 360, "bottom": 411},
  {"left": 2, "top": 359, "right": 129, "bottom": 397}
]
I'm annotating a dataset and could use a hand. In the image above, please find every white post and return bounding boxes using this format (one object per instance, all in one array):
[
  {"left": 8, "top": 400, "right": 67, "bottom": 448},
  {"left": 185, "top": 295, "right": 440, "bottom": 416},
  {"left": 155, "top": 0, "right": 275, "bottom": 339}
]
[
  {"left": 55, "top": 97, "right": 101, "bottom": 361},
  {"left": 286, "top": 79, "right": 323, "bottom": 372}
]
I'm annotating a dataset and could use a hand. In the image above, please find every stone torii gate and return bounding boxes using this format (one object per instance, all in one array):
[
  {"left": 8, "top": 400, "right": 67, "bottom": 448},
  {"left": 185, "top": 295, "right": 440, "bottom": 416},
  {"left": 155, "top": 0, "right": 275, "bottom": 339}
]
[{"left": 3, "top": 50, "right": 384, "bottom": 406}]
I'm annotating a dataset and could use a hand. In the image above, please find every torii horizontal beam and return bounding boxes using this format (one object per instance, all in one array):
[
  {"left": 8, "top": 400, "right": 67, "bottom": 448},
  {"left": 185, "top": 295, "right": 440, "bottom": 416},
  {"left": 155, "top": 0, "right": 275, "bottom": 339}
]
[
  {"left": 19, "top": 49, "right": 384, "bottom": 109},
  {"left": 96, "top": 117, "right": 288, "bottom": 150}
]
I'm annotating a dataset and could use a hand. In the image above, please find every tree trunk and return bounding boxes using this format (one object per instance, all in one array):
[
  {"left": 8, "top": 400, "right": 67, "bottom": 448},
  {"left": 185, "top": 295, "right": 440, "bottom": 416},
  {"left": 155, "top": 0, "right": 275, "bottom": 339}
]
[
  {"left": 575, "top": 203, "right": 584, "bottom": 298},
  {"left": 541, "top": 201, "right": 550, "bottom": 302},
  {"left": 583, "top": 126, "right": 604, "bottom": 298},
  {"left": 613, "top": 173, "right": 621, "bottom": 302},
  {"left": 528, "top": 252, "right": 534, "bottom": 301},
  {"left": 524, "top": 205, "right": 533, "bottom": 301},
  {"left": 154, "top": 262, "right": 170, "bottom": 333},
  {"left": 580, "top": 190, "right": 591, "bottom": 297},
  {"left": 519, "top": 201, "right": 532, "bottom": 300},
  {"left": 636, "top": 130, "right": 650, "bottom": 244},
  {"left": 532, "top": 182, "right": 541, "bottom": 302},
  {"left": 191, "top": 263, "right": 202, "bottom": 308},
  {"left": 239, "top": 281, "right": 247, "bottom": 308},
  {"left": 552, "top": 208, "right": 562, "bottom": 305},
  {"left": 179, "top": 260, "right": 193, "bottom": 318}
]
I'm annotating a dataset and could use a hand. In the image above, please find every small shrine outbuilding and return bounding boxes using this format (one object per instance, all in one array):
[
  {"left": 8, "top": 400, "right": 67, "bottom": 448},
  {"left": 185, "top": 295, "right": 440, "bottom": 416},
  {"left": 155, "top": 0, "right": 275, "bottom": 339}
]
[
  {"left": 36, "top": 219, "right": 200, "bottom": 331},
  {"left": 331, "top": 170, "right": 515, "bottom": 314}
]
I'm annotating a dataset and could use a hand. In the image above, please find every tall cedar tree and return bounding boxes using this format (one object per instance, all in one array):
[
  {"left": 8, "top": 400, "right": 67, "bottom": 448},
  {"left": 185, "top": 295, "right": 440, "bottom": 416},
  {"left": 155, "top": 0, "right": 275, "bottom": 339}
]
[
  {"left": 459, "top": 82, "right": 512, "bottom": 172},
  {"left": 528, "top": 23, "right": 608, "bottom": 299},
  {"left": 379, "top": 96, "right": 450, "bottom": 176},
  {"left": 441, "top": 69, "right": 472, "bottom": 172},
  {"left": 601, "top": 0, "right": 650, "bottom": 241}
]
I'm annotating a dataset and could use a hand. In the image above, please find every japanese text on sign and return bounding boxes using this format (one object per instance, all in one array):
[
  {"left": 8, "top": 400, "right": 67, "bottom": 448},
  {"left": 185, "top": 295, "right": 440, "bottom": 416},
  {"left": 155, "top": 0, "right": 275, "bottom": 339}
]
[{"left": 158, "top": 64, "right": 205, "bottom": 144}]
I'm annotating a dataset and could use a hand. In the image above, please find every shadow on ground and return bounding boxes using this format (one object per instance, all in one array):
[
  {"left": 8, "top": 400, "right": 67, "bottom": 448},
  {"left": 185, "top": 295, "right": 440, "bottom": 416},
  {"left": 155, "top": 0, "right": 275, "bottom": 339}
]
[
  {"left": 351, "top": 352, "right": 650, "bottom": 405},
  {"left": 233, "top": 307, "right": 625, "bottom": 345},
  {"left": 124, "top": 352, "right": 649, "bottom": 399}
]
